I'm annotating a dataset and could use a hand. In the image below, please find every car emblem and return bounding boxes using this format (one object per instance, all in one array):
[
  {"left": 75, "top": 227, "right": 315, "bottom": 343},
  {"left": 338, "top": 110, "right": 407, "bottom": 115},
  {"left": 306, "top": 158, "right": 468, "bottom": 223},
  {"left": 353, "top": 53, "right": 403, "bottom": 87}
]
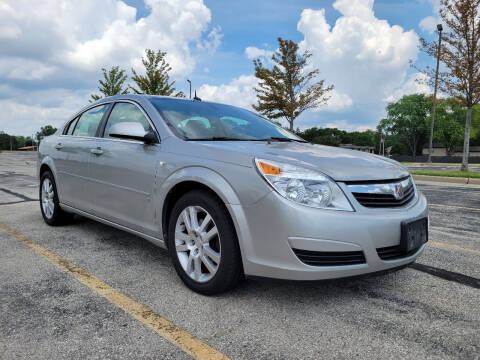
[{"left": 394, "top": 184, "right": 404, "bottom": 199}]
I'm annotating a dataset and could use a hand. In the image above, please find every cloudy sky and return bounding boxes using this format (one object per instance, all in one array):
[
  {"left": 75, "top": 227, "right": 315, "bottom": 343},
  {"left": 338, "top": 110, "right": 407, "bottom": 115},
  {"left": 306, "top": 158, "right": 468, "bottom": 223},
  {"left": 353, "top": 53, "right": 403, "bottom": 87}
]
[{"left": 0, "top": 0, "right": 440, "bottom": 136}]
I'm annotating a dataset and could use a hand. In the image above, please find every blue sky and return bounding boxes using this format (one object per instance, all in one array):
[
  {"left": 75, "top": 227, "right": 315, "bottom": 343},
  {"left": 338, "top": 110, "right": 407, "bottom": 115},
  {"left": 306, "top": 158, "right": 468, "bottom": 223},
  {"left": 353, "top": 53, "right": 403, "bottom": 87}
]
[{"left": 0, "top": 0, "right": 440, "bottom": 135}]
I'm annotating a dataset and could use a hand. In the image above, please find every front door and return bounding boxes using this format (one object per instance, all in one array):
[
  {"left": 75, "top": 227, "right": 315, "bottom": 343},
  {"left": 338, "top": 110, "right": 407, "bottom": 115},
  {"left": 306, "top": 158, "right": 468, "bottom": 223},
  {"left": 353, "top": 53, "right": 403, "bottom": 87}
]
[
  {"left": 54, "top": 104, "right": 110, "bottom": 211},
  {"left": 88, "top": 102, "right": 161, "bottom": 235}
]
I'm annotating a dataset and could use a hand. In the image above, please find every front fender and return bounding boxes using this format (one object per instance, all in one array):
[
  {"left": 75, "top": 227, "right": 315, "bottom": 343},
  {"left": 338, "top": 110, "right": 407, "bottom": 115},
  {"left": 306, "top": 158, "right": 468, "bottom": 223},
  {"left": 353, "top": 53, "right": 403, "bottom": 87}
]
[
  {"left": 156, "top": 166, "right": 264, "bottom": 269},
  {"left": 158, "top": 166, "right": 242, "bottom": 206}
]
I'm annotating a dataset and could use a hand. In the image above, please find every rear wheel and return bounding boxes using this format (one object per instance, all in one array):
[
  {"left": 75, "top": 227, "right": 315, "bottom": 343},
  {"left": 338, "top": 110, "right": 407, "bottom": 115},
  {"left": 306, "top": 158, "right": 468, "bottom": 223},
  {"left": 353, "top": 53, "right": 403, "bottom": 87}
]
[
  {"left": 40, "top": 171, "right": 74, "bottom": 226},
  {"left": 167, "top": 190, "right": 243, "bottom": 295}
]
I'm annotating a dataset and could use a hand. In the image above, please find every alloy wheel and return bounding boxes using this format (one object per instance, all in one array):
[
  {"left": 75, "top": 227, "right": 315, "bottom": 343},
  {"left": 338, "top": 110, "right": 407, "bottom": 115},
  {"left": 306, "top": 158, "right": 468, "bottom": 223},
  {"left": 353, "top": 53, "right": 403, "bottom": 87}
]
[
  {"left": 174, "top": 206, "right": 221, "bottom": 283},
  {"left": 41, "top": 178, "right": 55, "bottom": 219}
]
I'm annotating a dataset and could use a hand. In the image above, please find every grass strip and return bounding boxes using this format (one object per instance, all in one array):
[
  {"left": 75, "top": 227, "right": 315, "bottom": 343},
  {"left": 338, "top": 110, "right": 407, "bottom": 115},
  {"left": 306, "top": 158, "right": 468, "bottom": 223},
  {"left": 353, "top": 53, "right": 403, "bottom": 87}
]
[{"left": 411, "top": 170, "right": 480, "bottom": 178}]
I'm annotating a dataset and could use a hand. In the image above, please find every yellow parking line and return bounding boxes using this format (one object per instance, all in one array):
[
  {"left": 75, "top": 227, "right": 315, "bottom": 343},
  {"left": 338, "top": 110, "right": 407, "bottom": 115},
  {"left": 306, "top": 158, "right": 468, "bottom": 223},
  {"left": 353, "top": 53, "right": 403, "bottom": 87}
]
[
  {"left": 429, "top": 203, "right": 480, "bottom": 211},
  {"left": 0, "top": 222, "right": 229, "bottom": 360},
  {"left": 430, "top": 241, "right": 480, "bottom": 256}
]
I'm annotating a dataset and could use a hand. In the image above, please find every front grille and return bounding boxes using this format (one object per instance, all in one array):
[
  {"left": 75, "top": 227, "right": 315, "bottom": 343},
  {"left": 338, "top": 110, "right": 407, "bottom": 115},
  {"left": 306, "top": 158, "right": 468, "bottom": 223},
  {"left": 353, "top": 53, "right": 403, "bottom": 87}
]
[
  {"left": 347, "top": 176, "right": 416, "bottom": 208},
  {"left": 376, "top": 244, "right": 420, "bottom": 260},
  {"left": 352, "top": 185, "right": 415, "bottom": 207},
  {"left": 292, "top": 248, "right": 366, "bottom": 266}
]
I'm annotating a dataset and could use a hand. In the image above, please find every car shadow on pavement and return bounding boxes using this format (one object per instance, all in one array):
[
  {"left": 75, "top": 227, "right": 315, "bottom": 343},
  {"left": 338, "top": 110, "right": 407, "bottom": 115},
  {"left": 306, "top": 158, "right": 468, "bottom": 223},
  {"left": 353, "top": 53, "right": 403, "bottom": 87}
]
[{"left": 66, "top": 215, "right": 413, "bottom": 301}]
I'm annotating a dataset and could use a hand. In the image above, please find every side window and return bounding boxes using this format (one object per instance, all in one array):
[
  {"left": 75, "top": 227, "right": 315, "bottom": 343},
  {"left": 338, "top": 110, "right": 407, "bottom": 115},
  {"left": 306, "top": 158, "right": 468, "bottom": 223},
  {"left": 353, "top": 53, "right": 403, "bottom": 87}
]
[
  {"left": 65, "top": 117, "right": 79, "bottom": 135},
  {"left": 103, "top": 102, "right": 152, "bottom": 139},
  {"left": 73, "top": 104, "right": 109, "bottom": 137}
]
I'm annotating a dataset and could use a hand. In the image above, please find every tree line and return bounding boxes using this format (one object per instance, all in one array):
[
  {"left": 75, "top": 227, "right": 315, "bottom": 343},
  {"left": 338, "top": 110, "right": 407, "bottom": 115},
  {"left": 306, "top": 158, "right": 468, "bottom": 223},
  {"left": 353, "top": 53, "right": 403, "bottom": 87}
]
[
  {"left": 378, "top": 93, "right": 480, "bottom": 159},
  {"left": 0, "top": 125, "right": 57, "bottom": 150}
]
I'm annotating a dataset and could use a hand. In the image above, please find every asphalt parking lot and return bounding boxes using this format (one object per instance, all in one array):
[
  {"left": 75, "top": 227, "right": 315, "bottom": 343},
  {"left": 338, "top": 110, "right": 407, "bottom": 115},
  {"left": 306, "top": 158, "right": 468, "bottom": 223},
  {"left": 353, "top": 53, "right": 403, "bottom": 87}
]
[{"left": 1, "top": 151, "right": 479, "bottom": 359}]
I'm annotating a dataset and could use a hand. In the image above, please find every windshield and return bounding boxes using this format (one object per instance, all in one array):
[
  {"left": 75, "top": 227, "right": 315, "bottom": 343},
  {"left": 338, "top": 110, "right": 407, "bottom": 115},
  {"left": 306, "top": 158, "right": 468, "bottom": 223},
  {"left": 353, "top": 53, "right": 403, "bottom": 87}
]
[{"left": 149, "top": 98, "right": 304, "bottom": 141}]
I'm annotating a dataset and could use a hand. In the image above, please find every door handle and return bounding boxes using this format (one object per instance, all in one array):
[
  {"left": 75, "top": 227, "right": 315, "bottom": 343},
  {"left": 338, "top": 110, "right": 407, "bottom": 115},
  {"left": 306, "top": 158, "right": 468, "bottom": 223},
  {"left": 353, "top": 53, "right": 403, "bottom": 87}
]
[
  {"left": 90, "top": 147, "right": 103, "bottom": 155},
  {"left": 54, "top": 143, "right": 63, "bottom": 150}
]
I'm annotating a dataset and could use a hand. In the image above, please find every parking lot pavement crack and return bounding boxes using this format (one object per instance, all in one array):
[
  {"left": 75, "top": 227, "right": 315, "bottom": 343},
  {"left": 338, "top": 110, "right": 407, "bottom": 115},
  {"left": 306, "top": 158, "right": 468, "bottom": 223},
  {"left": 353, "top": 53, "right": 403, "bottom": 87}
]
[
  {"left": 410, "top": 263, "right": 480, "bottom": 289},
  {"left": 0, "top": 187, "right": 36, "bottom": 202}
]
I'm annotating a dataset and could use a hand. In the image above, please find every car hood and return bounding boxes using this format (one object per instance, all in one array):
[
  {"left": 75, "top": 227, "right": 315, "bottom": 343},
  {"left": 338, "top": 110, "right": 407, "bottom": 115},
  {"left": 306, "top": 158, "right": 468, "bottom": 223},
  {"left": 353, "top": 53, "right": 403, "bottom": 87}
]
[{"left": 193, "top": 141, "right": 409, "bottom": 182}]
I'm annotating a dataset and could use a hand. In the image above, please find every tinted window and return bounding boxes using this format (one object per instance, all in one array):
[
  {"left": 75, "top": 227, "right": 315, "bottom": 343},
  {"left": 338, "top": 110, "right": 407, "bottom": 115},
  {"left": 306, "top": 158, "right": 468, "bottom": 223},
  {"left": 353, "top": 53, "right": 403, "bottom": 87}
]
[
  {"left": 65, "top": 117, "right": 79, "bottom": 135},
  {"left": 149, "top": 98, "right": 302, "bottom": 141},
  {"left": 73, "top": 105, "right": 109, "bottom": 137},
  {"left": 103, "top": 102, "right": 152, "bottom": 139}
]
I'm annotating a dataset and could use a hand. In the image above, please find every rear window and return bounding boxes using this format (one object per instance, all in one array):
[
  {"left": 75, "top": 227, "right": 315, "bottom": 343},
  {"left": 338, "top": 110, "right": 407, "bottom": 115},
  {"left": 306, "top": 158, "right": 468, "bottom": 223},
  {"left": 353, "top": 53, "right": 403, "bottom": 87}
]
[{"left": 73, "top": 105, "right": 109, "bottom": 137}]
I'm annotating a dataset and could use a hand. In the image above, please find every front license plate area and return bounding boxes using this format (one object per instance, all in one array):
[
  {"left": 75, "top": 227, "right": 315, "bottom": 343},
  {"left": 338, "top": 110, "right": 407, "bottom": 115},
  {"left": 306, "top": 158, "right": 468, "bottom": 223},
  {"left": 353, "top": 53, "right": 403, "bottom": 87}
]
[{"left": 400, "top": 217, "right": 428, "bottom": 253}]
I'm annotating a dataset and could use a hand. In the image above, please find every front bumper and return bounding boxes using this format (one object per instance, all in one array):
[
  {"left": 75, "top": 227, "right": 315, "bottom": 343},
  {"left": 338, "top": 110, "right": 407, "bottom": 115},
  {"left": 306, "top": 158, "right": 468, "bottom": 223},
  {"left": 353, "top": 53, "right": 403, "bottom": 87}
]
[{"left": 229, "top": 187, "right": 428, "bottom": 281}]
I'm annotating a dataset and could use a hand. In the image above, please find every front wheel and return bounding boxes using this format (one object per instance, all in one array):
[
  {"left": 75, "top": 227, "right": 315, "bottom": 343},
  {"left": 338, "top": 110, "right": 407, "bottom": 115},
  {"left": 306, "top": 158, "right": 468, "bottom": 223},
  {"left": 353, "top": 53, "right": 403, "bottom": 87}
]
[
  {"left": 167, "top": 190, "right": 243, "bottom": 295},
  {"left": 39, "top": 171, "right": 74, "bottom": 226}
]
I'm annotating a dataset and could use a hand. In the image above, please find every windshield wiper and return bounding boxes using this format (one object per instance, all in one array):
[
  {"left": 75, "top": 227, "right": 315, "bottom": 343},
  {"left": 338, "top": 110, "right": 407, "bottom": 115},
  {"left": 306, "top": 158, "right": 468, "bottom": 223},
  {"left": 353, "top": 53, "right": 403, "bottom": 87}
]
[
  {"left": 258, "top": 137, "right": 307, "bottom": 143},
  {"left": 187, "top": 137, "right": 251, "bottom": 141},
  {"left": 186, "top": 136, "right": 307, "bottom": 142}
]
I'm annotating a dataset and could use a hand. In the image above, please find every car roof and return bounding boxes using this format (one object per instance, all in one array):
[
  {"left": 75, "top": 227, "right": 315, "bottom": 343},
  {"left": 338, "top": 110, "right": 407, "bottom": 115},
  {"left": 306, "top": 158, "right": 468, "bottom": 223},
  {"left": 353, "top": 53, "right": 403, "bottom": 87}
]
[{"left": 94, "top": 94, "right": 224, "bottom": 107}]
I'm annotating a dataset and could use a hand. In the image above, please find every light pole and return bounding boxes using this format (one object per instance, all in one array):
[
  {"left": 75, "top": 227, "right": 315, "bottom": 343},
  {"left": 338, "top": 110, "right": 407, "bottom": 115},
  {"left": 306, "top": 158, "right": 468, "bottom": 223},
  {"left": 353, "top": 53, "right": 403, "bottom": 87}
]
[
  {"left": 187, "top": 79, "right": 192, "bottom": 99},
  {"left": 427, "top": 23, "right": 443, "bottom": 163}
]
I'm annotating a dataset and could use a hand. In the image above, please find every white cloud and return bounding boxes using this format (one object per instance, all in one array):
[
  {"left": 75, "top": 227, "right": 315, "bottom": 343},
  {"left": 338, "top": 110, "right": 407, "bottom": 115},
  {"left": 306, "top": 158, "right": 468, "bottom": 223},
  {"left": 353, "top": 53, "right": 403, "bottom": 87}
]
[
  {"left": 205, "top": 0, "right": 421, "bottom": 129},
  {"left": 245, "top": 46, "right": 274, "bottom": 61},
  {"left": 197, "top": 26, "right": 223, "bottom": 54},
  {"left": 297, "top": 0, "right": 419, "bottom": 109},
  {"left": 325, "top": 119, "right": 375, "bottom": 132},
  {"left": 0, "top": 0, "right": 216, "bottom": 78},
  {"left": 60, "top": 0, "right": 213, "bottom": 76},
  {"left": 314, "top": 90, "right": 353, "bottom": 112},
  {"left": 384, "top": 72, "right": 431, "bottom": 102},
  {"left": 419, "top": 16, "right": 438, "bottom": 33},
  {"left": 0, "top": 88, "right": 89, "bottom": 136},
  {"left": 0, "top": 0, "right": 218, "bottom": 135},
  {"left": 419, "top": 0, "right": 441, "bottom": 33},
  {"left": 0, "top": 58, "right": 54, "bottom": 80},
  {"left": 198, "top": 75, "right": 259, "bottom": 109}
]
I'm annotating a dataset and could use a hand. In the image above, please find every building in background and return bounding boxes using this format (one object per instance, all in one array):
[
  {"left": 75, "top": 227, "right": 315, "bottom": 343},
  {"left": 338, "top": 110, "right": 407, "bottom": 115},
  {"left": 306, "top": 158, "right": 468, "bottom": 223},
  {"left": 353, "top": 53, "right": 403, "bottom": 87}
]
[
  {"left": 340, "top": 144, "right": 375, "bottom": 154},
  {"left": 422, "top": 145, "right": 480, "bottom": 157}
]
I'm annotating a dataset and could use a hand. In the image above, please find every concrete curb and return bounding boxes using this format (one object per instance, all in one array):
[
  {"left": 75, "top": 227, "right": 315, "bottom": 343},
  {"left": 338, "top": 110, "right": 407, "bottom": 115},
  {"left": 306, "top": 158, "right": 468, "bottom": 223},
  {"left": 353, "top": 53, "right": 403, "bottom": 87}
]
[{"left": 413, "top": 174, "right": 480, "bottom": 185}]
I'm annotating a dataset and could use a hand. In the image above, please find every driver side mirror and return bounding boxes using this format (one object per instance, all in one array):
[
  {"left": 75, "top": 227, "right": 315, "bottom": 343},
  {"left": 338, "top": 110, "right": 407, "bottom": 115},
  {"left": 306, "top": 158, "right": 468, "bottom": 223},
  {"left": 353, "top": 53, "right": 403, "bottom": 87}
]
[{"left": 108, "top": 122, "right": 158, "bottom": 144}]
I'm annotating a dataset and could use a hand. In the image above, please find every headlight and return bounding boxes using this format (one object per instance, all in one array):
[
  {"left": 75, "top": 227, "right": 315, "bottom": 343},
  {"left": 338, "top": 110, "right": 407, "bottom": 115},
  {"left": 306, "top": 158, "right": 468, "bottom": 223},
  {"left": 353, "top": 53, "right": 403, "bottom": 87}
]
[{"left": 255, "top": 158, "right": 354, "bottom": 211}]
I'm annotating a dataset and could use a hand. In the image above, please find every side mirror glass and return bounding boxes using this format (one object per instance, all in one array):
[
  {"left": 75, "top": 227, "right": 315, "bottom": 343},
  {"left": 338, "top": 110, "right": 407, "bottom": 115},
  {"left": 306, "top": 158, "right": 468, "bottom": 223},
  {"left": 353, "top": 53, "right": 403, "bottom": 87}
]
[{"left": 108, "top": 122, "right": 158, "bottom": 144}]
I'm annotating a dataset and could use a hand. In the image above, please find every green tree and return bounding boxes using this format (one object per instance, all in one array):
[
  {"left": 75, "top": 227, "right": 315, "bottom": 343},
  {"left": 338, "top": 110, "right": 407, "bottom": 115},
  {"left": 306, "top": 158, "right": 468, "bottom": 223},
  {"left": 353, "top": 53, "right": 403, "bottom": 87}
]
[
  {"left": 378, "top": 94, "right": 431, "bottom": 159},
  {"left": 470, "top": 104, "right": 480, "bottom": 144},
  {"left": 430, "top": 99, "right": 465, "bottom": 154},
  {"left": 420, "top": 0, "right": 480, "bottom": 171},
  {"left": 296, "top": 127, "right": 377, "bottom": 148},
  {"left": 90, "top": 66, "right": 128, "bottom": 102},
  {"left": 130, "top": 49, "right": 184, "bottom": 97},
  {"left": 0, "top": 132, "right": 16, "bottom": 150},
  {"left": 313, "top": 134, "right": 341, "bottom": 147},
  {"left": 252, "top": 37, "right": 333, "bottom": 131},
  {"left": 36, "top": 125, "right": 57, "bottom": 144}
]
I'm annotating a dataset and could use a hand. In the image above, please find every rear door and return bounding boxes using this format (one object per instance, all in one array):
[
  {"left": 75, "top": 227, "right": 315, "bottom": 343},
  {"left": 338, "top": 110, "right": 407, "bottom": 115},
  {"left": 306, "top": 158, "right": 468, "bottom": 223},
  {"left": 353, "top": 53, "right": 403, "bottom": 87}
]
[
  {"left": 53, "top": 104, "right": 110, "bottom": 211},
  {"left": 88, "top": 101, "right": 161, "bottom": 235}
]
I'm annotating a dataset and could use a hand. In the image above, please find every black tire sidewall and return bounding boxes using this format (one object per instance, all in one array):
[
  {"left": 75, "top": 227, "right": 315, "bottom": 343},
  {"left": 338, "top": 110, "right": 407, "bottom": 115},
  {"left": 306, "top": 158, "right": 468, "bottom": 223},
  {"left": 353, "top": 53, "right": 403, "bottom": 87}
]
[{"left": 167, "top": 190, "right": 242, "bottom": 295}]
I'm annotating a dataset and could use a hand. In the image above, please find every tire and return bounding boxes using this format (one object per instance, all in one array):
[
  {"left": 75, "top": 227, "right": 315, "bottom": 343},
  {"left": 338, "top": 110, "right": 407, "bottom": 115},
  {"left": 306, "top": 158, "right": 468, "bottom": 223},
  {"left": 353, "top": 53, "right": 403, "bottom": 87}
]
[
  {"left": 167, "top": 190, "right": 243, "bottom": 295},
  {"left": 39, "top": 171, "right": 74, "bottom": 226}
]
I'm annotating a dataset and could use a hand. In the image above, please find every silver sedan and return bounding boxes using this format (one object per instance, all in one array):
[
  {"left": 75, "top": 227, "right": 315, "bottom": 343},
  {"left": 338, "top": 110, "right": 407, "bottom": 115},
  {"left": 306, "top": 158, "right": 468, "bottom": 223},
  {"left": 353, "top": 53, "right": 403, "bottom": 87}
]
[{"left": 38, "top": 95, "right": 428, "bottom": 294}]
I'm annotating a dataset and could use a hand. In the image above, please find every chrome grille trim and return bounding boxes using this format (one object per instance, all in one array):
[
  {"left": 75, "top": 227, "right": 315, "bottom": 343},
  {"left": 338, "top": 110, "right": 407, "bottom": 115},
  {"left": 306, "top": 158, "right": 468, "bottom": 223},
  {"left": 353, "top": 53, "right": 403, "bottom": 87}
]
[{"left": 346, "top": 176, "right": 416, "bottom": 208}]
